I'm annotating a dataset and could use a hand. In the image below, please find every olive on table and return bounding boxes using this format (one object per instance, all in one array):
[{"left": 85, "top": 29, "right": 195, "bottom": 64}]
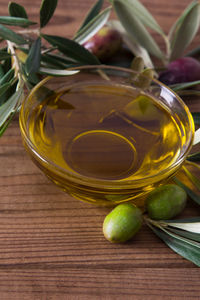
[
  {"left": 103, "top": 203, "right": 143, "bottom": 243},
  {"left": 146, "top": 184, "right": 187, "bottom": 220}
]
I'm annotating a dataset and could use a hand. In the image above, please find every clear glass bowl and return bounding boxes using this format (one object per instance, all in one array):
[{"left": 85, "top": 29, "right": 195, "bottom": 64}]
[{"left": 19, "top": 65, "right": 194, "bottom": 206}]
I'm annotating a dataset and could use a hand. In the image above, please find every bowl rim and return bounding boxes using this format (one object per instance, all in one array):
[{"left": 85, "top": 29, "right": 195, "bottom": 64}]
[{"left": 19, "top": 64, "right": 195, "bottom": 189}]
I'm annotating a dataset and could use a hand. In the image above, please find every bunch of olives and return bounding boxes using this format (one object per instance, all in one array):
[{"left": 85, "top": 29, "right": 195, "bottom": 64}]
[{"left": 103, "top": 184, "right": 187, "bottom": 243}]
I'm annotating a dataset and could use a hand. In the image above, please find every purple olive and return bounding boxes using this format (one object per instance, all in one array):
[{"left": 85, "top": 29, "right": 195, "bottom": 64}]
[
  {"left": 83, "top": 26, "right": 122, "bottom": 62},
  {"left": 158, "top": 57, "right": 200, "bottom": 85}
]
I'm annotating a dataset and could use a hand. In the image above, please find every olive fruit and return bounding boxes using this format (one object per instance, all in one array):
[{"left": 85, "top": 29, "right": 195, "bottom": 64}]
[
  {"left": 158, "top": 57, "right": 200, "bottom": 85},
  {"left": 83, "top": 26, "right": 122, "bottom": 62},
  {"left": 146, "top": 184, "right": 187, "bottom": 220},
  {"left": 103, "top": 203, "right": 143, "bottom": 243}
]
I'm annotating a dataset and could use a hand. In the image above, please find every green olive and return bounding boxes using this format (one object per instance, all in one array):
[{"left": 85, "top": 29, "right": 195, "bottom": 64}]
[
  {"left": 146, "top": 184, "right": 187, "bottom": 220},
  {"left": 103, "top": 203, "right": 143, "bottom": 243}
]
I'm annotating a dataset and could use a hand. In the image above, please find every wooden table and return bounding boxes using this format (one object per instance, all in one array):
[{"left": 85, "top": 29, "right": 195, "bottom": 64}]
[{"left": 1, "top": 0, "right": 200, "bottom": 299}]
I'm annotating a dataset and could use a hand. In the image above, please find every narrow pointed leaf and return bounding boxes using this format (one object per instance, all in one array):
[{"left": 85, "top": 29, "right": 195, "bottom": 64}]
[
  {"left": 168, "top": 227, "right": 200, "bottom": 242},
  {"left": 193, "top": 128, "right": 200, "bottom": 145},
  {"left": 0, "top": 68, "right": 14, "bottom": 85},
  {"left": 0, "top": 16, "right": 36, "bottom": 27},
  {"left": 109, "top": 20, "right": 154, "bottom": 68},
  {"left": 171, "top": 80, "right": 200, "bottom": 91},
  {"left": 170, "top": 1, "right": 200, "bottom": 61},
  {"left": 25, "top": 37, "right": 41, "bottom": 75},
  {"left": 187, "top": 152, "right": 200, "bottom": 162},
  {"left": 174, "top": 177, "right": 200, "bottom": 206},
  {"left": 42, "top": 34, "right": 100, "bottom": 64},
  {"left": 165, "top": 220, "right": 200, "bottom": 234},
  {"left": 39, "top": 67, "right": 80, "bottom": 77},
  {"left": 8, "top": 2, "right": 28, "bottom": 19},
  {"left": 168, "top": 1, "right": 198, "bottom": 39},
  {"left": 183, "top": 165, "right": 200, "bottom": 191},
  {"left": 192, "top": 112, "right": 200, "bottom": 125},
  {"left": 0, "top": 24, "right": 26, "bottom": 44},
  {"left": 0, "top": 50, "right": 11, "bottom": 60},
  {"left": 113, "top": 0, "right": 164, "bottom": 59},
  {"left": 113, "top": 0, "right": 164, "bottom": 36},
  {"left": 0, "top": 82, "right": 12, "bottom": 98},
  {"left": 74, "top": 7, "right": 111, "bottom": 45},
  {"left": 40, "top": 0, "right": 58, "bottom": 28},
  {"left": 148, "top": 223, "right": 200, "bottom": 267},
  {"left": 76, "top": 0, "right": 104, "bottom": 33},
  {"left": 0, "top": 87, "right": 23, "bottom": 127}
]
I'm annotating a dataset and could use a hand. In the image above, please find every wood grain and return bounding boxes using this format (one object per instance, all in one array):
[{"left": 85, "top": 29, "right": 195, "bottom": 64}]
[{"left": 0, "top": 0, "right": 200, "bottom": 299}]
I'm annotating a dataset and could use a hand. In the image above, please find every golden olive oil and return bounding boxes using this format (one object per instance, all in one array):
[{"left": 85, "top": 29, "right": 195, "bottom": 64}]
[{"left": 26, "top": 81, "right": 184, "bottom": 204}]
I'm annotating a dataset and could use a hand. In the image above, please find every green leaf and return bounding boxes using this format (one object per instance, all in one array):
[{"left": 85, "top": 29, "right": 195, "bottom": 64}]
[
  {"left": 113, "top": 0, "right": 164, "bottom": 59},
  {"left": 187, "top": 152, "right": 200, "bottom": 162},
  {"left": 147, "top": 222, "right": 200, "bottom": 267},
  {"left": 41, "top": 53, "right": 74, "bottom": 69},
  {"left": 25, "top": 37, "right": 41, "bottom": 76},
  {"left": 40, "top": 0, "right": 58, "bottom": 28},
  {"left": 174, "top": 177, "right": 200, "bottom": 206},
  {"left": 39, "top": 67, "right": 80, "bottom": 77},
  {"left": 0, "top": 16, "right": 36, "bottom": 27},
  {"left": 8, "top": 2, "right": 28, "bottom": 19},
  {"left": 182, "top": 165, "right": 200, "bottom": 191},
  {"left": 165, "top": 219, "right": 200, "bottom": 234},
  {"left": 109, "top": 20, "right": 154, "bottom": 69},
  {"left": 0, "top": 87, "right": 23, "bottom": 128},
  {"left": 0, "top": 24, "right": 27, "bottom": 44},
  {"left": 167, "top": 227, "right": 200, "bottom": 243},
  {"left": 113, "top": 0, "right": 164, "bottom": 36},
  {"left": 42, "top": 34, "right": 100, "bottom": 64},
  {"left": 171, "top": 80, "right": 200, "bottom": 91},
  {"left": 0, "top": 82, "right": 12, "bottom": 98},
  {"left": 74, "top": 7, "right": 111, "bottom": 45},
  {"left": 0, "top": 68, "right": 14, "bottom": 85},
  {"left": 76, "top": 0, "right": 104, "bottom": 33},
  {"left": 169, "top": 1, "right": 200, "bottom": 61},
  {"left": 192, "top": 112, "right": 200, "bottom": 126},
  {"left": 0, "top": 50, "right": 11, "bottom": 61}
]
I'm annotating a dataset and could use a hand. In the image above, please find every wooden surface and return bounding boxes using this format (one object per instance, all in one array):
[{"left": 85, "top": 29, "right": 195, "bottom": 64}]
[{"left": 1, "top": 0, "right": 200, "bottom": 299}]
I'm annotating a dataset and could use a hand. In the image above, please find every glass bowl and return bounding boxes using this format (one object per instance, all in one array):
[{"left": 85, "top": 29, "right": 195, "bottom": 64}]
[{"left": 19, "top": 65, "right": 194, "bottom": 206}]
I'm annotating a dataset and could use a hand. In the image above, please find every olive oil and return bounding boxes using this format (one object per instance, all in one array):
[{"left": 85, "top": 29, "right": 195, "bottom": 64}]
[{"left": 26, "top": 81, "right": 184, "bottom": 204}]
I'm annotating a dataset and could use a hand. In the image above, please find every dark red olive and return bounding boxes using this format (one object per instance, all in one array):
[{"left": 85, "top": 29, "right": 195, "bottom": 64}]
[
  {"left": 83, "top": 26, "right": 122, "bottom": 62},
  {"left": 158, "top": 57, "right": 200, "bottom": 85}
]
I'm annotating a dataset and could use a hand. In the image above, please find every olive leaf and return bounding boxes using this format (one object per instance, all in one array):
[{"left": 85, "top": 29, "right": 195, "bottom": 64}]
[
  {"left": 76, "top": 0, "right": 104, "bottom": 33},
  {"left": 113, "top": 0, "right": 164, "bottom": 60},
  {"left": 40, "top": 0, "right": 58, "bottom": 28},
  {"left": 0, "top": 87, "right": 23, "bottom": 128},
  {"left": 187, "top": 152, "right": 200, "bottom": 162},
  {"left": 170, "top": 80, "right": 200, "bottom": 92},
  {"left": 41, "top": 53, "right": 77, "bottom": 69},
  {"left": 42, "top": 34, "right": 100, "bottom": 64},
  {"left": 109, "top": 20, "right": 154, "bottom": 69},
  {"left": 192, "top": 112, "right": 200, "bottom": 126},
  {"left": 39, "top": 67, "right": 79, "bottom": 77},
  {"left": 169, "top": 1, "right": 200, "bottom": 61},
  {"left": 193, "top": 128, "right": 200, "bottom": 146},
  {"left": 147, "top": 222, "right": 200, "bottom": 267},
  {"left": 0, "top": 24, "right": 27, "bottom": 44},
  {"left": 8, "top": 2, "right": 28, "bottom": 19},
  {"left": 74, "top": 7, "right": 112, "bottom": 45},
  {"left": 166, "top": 227, "right": 200, "bottom": 243},
  {"left": 0, "top": 16, "right": 36, "bottom": 27},
  {"left": 0, "top": 68, "right": 14, "bottom": 85},
  {"left": 113, "top": 0, "right": 164, "bottom": 36},
  {"left": 164, "top": 218, "right": 200, "bottom": 234},
  {"left": 174, "top": 178, "right": 200, "bottom": 206},
  {"left": 0, "top": 50, "right": 11, "bottom": 60},
  {"left": 25, "top": 37, "right": 41, "bottom": 76},
  {"left": 182, "top": 164, "right": 200, "bottom": 191}
]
